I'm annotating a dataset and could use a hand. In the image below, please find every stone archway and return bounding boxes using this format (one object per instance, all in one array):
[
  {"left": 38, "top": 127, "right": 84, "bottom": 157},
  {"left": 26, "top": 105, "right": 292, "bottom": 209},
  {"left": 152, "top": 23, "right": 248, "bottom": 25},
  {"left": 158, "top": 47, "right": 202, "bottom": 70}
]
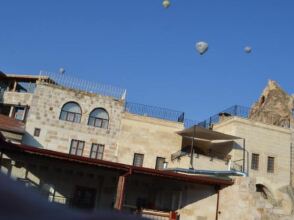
[{"left": 256, "top": 184, "right": 276, "bottom": 205}]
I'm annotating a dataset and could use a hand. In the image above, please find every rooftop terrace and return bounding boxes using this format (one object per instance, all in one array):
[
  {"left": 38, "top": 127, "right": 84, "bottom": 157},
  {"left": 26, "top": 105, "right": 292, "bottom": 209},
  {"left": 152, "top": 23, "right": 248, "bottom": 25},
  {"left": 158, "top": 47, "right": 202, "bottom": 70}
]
[
  {"left": 40, "top": 71, "right": 127, "bottom": 100},
  {"left": 1, "top": 71, "right": 253, "bottom": 127}
]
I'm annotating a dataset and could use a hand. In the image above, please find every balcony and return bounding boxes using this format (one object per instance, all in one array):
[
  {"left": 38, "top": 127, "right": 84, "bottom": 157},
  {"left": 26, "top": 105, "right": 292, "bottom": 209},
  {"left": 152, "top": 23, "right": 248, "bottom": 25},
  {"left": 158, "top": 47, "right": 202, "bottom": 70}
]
[{"left": 171, "top": 125, "right": 245, "bottom": 174}]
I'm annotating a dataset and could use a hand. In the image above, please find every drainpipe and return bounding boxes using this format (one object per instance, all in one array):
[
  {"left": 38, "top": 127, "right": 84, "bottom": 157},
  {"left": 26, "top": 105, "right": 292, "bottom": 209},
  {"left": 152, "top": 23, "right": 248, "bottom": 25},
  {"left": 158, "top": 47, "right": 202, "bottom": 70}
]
[
  {"left": 215, "top": 185, "right": 221, "bottom": 220},
  {"left": 115, "top": 168, "right": 132, "bottom": 210}
]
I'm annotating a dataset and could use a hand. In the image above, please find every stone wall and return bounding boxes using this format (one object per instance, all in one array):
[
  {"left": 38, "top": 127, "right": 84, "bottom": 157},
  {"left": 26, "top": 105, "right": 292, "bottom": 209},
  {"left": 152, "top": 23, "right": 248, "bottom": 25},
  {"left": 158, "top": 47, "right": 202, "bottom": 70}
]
[
  {"left": 3, "top": 92, "right": 33, "bottom": 106},
  {"left": 23, "top": 82, "right": 124, "bottom": 162},
  {"left": 214, "top": 117, "right": 292, "bottom": 212},
  {"left": 117, "top": 112, "right": 183, "bottom": 169},
  {"left": 177, "top": 184, "right": 218, "bottom": 220}
]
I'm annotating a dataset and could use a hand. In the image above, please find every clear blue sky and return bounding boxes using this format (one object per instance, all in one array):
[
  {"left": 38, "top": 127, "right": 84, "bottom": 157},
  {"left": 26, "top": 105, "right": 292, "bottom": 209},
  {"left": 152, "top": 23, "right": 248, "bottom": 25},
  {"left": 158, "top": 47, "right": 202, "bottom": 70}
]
[{"left": 1, "top": 0, "right": 294, "bottom": 121}]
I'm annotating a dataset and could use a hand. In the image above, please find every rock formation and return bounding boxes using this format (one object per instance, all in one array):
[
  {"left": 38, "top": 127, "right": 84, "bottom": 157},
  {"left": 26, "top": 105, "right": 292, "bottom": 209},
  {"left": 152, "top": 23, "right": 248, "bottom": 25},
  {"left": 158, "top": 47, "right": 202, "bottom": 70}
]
[{"left": 249, "top": 80, "right": 294, "bottom": 128}]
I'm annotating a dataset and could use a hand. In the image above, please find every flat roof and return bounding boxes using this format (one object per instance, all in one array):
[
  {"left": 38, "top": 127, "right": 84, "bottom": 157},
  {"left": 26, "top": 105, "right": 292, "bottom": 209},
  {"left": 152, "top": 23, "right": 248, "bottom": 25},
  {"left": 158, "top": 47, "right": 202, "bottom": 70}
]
[
  {"left": 4, "top": 74, "right": 50, "bottom": 83},
  {"left": 0, "top": 137, "right": 233, "bottom": 186}
]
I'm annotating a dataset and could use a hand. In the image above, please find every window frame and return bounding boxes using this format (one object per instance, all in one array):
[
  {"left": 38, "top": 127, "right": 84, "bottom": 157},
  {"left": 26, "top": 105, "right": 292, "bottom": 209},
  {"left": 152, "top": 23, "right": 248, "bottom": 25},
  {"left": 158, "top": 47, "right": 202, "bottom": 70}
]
[
  {"left": 88, "top": 108, "right": 109, "bottom": 129},
  {"left": 90, "top": 143, "right": 105, "bottom": 160},
  {"left": 133, "top": 153, "right": 144, "bottom": 167},
  {"left": 13, "top": 106, "right": 27, "bottom": 121},
  {"left": 69, "top": 139, "right": 85, "bottom": 156},
  {"left": 34, "top": 128, "right": 41, "bottom": 137},
  {"left": 155, "top": 157, "right": 166, "bottom": 170},
  {"left": 267, "top": 156, "right": 275, "bottom": 173},
  {"left": 251, "top": 153, "right": 259, "bottom": 170},
  {"left": 59, "top": 102, "right": 82, "bottom": 123}
]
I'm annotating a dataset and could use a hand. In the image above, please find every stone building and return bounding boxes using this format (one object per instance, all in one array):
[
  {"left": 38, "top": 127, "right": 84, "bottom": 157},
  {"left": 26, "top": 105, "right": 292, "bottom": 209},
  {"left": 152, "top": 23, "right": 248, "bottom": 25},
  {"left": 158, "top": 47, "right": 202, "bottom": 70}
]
[{"left": 1, "top": 72, "right": 294, "bottom": 219}]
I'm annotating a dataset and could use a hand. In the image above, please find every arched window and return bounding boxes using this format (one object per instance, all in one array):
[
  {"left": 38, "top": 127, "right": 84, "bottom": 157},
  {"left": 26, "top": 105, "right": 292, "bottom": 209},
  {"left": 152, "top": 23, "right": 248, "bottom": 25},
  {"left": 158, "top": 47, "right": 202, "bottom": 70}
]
[
  {"left": 59, "top": 102, "right": 82, "bottom": 123},
  {"left": 88, "top": 108, "right": 109, "bottom": 129}
]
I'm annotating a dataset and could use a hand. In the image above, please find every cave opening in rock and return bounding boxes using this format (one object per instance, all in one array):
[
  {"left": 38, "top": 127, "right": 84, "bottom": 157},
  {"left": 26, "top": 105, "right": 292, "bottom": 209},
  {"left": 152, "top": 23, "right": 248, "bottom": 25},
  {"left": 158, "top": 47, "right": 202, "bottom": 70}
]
[{"left": 260, "top": 96, "right": 265, "bottom": 106}]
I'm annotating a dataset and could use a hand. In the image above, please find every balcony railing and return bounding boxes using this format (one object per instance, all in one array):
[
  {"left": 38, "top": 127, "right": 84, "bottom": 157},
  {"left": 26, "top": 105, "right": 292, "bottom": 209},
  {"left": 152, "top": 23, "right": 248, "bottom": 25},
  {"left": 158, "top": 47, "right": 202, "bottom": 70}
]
[
  {"left": 195, "top": 105, "right": 250, "bottom": 128},
  {"left": 39, "top": 71, "right": 127, "bottom": 100},
  {"left": 125, "top": 102, "right": 185, "bottom": 123}
]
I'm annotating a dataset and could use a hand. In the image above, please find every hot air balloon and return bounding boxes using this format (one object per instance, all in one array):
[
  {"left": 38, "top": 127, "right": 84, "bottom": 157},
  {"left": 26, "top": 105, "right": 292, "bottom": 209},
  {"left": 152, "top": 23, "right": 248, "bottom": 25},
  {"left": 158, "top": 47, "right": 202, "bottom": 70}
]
[
  {"left": 59, "top": 68, "right": 65, "bottom": 74},
  {"left": 162, "top": 0, "right": 171, "bottom": 8},
  {"left": 244, "top": 46, "right": 252, "bottom": 53},
  {"left": 195, "top": 41, "right": 209, "bottom": 55}
]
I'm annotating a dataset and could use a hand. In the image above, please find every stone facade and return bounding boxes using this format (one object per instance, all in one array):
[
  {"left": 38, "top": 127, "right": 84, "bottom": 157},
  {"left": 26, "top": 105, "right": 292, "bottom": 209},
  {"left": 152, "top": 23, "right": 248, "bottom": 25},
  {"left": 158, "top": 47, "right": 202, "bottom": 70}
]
[
  {"left": 23, "top": 82, "right": 124, "bottom": 162},
  {"left": 117, "top": 112, "right": 183, "bottom": 169},
  {"left": 117, "top": 112, "right": 231, "bottom": 171},
  {"left": 3, "top": 92, "right": 33, "bottom": 106},
  {"left": 214, "top": 117, "right": 293, "bottom": 215},
  {"left": 3, "top": 148, "right": 293, "bottom": 220},
  {"left": 2, "top": 74, "right": 294, "bottom": 219}
]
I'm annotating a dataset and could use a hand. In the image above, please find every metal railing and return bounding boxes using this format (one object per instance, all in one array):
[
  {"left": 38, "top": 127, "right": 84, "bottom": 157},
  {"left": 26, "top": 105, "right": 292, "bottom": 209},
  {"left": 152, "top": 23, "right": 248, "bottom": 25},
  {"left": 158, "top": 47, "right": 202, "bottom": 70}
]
[
  {"left": 183, "top": 118, "right": 198, "bottom": 128},
  {"left": 230, "top": 161, "right": 243, "bottom": 172},
  {"left": 125, "top": 102, "right": 185, "bottom": 123},
  {"left": 196, "top": 105, "right": 250, "bottom": 128},
  {"left": 39, "top": 71, "right": 127, "bottom": 100}
]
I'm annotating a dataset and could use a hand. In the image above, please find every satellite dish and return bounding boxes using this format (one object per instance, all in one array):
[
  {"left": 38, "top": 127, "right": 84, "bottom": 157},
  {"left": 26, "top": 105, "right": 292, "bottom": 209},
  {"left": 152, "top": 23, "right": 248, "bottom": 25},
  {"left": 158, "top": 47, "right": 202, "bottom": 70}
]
[
  {"left": 244, "top": 46, "right": 252, "bottom": 53},
  {"left": 59, "top": 68, "right": 65, "bottom": 74},
  {"left": 195, "top": 41, "right": 209, "bottom": 55},
  {"left": 162, "top": 0, "right": 171, "bottom": 8}
]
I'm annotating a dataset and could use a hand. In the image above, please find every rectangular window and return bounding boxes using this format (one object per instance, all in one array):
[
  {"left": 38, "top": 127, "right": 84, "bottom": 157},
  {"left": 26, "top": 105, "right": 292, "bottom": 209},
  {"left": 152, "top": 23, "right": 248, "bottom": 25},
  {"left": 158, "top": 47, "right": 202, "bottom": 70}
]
[
  {"left": 155, "top": 157, "right": 166, "bottom": 170},
  {"left": 251, "top": 153, "right": 259, "bottom": 170},
  {"left": 14, "top": 107, "right": 26, "bottom": 121},
  {"left": 267, "top": 157, "right": 275, "bottom": 173},
  {"left": 90, "top": 144, "right": 104, "bottom": 160},
  {"left": 133, "top": 153, "right": 144, "bottom": 167},
  {"left": 34, "top": 128, "right": 41, "bottom": 137},
  {"left": 69, "top": 140, "right": 85, "bottom": 156}
]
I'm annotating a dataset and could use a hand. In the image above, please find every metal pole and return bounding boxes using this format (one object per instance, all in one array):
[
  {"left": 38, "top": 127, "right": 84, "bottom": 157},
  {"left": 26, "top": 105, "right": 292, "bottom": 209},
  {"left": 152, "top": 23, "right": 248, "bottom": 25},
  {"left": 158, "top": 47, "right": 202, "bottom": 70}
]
[
  {"left": 0, "top": 151, "right": 3, "bottom": 170},
  {"left": 190, "top": 125, "right": 196, "bottom": 169},
  {"left": 243, "top": 139, "right": 246, "bottom": 173},
  {"left": 215, "top": 186, "right": 220, "bottom": 220}
]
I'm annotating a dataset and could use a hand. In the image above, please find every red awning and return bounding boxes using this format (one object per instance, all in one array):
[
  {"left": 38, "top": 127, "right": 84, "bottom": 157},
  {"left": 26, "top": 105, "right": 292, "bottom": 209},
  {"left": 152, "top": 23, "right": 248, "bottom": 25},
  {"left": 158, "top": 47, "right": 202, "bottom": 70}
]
[{"left": 0, "top": 114, "right": 25, "bottom": 134}]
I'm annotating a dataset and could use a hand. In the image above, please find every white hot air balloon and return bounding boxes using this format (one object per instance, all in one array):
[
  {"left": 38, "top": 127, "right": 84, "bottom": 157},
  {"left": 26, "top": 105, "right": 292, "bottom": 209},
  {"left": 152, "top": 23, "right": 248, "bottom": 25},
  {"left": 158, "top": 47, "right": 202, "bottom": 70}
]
[
  {"left": 244, "top": 46, "right": 252, "bottom": 54},
  {"left": 195, "top": 41, "right": 209, "bottom": 55},
  {"left": 59, "top": 68, "right": 65, "bottom": 74},
  {"left": 162, "top": 0, "right": 171, "bottom": 8}
]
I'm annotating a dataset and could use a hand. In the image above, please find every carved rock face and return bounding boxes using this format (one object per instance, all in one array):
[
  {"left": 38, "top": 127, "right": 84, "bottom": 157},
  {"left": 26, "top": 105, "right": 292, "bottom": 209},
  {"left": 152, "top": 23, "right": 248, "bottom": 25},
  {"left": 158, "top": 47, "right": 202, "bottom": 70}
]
[{"left": 249, "top": 80, "right": 294, "bottom": 128}]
